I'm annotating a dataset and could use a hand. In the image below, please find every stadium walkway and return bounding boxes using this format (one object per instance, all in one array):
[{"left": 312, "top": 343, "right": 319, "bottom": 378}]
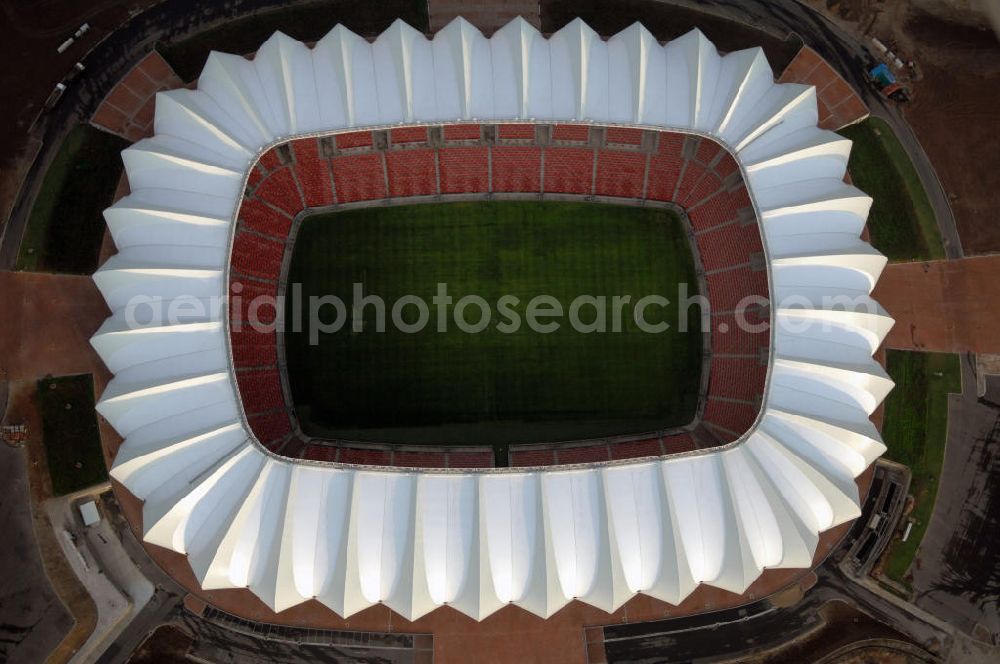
[
  {"left": 0, "top": 271, "right": 109, "bottom": 382},
  {"left": 875, "top": 256, "right": 1000, "bottom": 354}
]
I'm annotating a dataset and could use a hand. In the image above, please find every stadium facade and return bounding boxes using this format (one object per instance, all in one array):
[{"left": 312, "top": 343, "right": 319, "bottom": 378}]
[{"left": 90, "top": 17, "right": 893, "bottom": 621}]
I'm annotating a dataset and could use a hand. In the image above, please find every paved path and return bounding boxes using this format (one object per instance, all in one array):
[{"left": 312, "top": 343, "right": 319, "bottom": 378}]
[
  {"left": 873, "top": 256, "right": 1000, "bottom": 353},
  {"left": 46, "top": 487, "right": 157, "bottom": 664},
  {"left": 91, "top": 492, "right": 185, "bottom": 664},
  {"left": 0, "top": 271, "right": 110, "bottom": 381}
]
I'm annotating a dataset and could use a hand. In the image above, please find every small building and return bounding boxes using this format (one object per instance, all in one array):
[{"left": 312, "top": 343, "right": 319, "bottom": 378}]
[{"left": 78, "top": 500, "right": 100, "bottom": 527}]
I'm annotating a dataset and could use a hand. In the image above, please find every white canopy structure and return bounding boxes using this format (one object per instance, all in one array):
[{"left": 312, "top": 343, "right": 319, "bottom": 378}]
[{"left": 91, "top": 17, "right": 892, "bottom": 621}]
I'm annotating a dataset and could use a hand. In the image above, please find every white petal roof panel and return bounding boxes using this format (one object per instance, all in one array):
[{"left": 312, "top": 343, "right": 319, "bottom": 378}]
[{"left": 91, "top": 17, "right": 892, "bottom": 621}]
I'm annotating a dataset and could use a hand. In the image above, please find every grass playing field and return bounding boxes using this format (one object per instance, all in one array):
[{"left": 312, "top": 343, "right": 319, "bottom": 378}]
[
  {"left": 284, "top": 201, "right": 703, "bottom": 445},
  {"left": 36, "top": 374, "right": 107, "bottom": 496}
]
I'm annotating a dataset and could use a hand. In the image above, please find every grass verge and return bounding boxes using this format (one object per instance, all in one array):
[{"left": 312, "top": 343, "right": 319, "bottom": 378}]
[
  {"left": 36, "top": 375, "right": 107, "bottom": 496},
  {"left": 839, "top": 117, "right": 944, "bottom": 262},
  {"left": 17, "top": 125, "right": 128, "bottom": 274},
  {"left": 285, "top": 201, "right": 702, "bottom": 445},
  {"left": 157, "top": 0, "right": 429, "bottom": 82},
  {"left": 880, "top": 350, "right": 961, "bottom": 583}
]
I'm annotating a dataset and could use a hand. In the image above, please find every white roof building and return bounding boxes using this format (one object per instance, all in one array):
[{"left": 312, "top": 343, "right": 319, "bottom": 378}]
[{"left": 91, "top": 17, "right": 892, "bottom": 621}]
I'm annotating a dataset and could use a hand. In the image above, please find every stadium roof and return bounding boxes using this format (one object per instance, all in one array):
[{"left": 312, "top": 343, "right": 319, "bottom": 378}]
[{"left": 91, "top": 17, "right": 893, "bottom": 621}]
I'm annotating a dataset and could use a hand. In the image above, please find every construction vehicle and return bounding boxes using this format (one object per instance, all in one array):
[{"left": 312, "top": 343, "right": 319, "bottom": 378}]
[{"left": 867, "top": 63, "right": 910, "bottom": 102}]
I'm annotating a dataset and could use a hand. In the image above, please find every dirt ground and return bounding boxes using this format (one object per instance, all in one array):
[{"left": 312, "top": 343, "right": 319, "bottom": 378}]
[
  {"left": 804, "top": 0, "right": 1000, "bottom": 255},
  {"left": 0, "top": 0, "right": 158, "bottom": 168},
  {"left": 899, "top": 11, "right": 1000, "bottom": 255},
  {"left": 127, "top": 624, "right": 193, "bottom": 664}
]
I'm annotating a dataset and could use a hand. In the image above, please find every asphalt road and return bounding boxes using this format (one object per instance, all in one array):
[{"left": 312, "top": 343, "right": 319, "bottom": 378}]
[
  {"left": 601, "top": 564, "right": 948, "bottom": 663},
  {"left": 171, "top": 611, "right": 424, "bottom": 664},
  {"left": 911, "top": 355, "right": 1000, "bottom": 640},
  {"left": 0, "top": 443, "right": 73, "bottom": 664},
  {"left": 603, "top": 599, "right": 821, "bottom": 662}
]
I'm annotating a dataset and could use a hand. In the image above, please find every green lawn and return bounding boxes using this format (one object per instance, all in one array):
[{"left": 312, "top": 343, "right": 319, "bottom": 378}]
[
  {"left": 36, "top": 375, "right": 108, "bottom": 496},
  {"left": 839, "top": 117, "right": 944, "bottom": 262},
  {"left": 17, "top": 125, "right": 128, "bottom": 274},
  {"left": 285, "top": 201, "right": 703, "bottom": 446},
  {"left": 157, "top": 0, "right": 429, "bottom": 82},
  {"left": 880, "top": 350, "right": 961, "bottom": 583}
]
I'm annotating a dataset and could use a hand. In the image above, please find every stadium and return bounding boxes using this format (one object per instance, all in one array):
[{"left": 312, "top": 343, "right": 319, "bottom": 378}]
[{"left": 89, "top": 14, "right": 892, "bottom": 632}]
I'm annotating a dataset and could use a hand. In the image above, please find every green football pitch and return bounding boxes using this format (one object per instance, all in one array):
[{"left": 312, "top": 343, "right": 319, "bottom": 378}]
[{"left": 284, "top": 201, "right": 703, "bottom": 445}]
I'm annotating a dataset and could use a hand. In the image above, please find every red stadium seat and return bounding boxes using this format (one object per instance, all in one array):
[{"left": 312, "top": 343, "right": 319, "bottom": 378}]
[
  {"left": 447, "top": 450, "right": 495, "bottom": 468},
  {"left": 694, "top": 138, "right": 723, "bottom": 167},
  {"left": 335, "top": 130, "right": 373, "bottom": 150},
  {"left": 674, "top": 161, "right": 707, "bottom": 204},
  {"left": 711, "top": 312, "right": 770, "bottom": 355},
  {"left": 235, "top": 367, "right": 285, "bottom": 414},
  {"left": 258, "top": 149, "right": 283, "bottom": 172},
  {"left": 661, "top": 433, "right": 696, "bottom": 454},
  {"left": 680, "top": 171, "right": 723, "bottom": 208},
  {"left": 687, "top": 201, "right": 736, "bottom": 233},
  {"left": 555, "top": 444, "right": 610, "bottom": 464},
  {"left": 331, "top": 152, "right": 387, "bottom": 202},
  {"left": 291, "top": 139, "right": 335, "bottom": 207},
  {"left": 544, "top": 147, "right": 593, "bottom": 194},
  {"left": 247, "top": 164, "right": 266, "bottom": 189},
  {"left": 390, "top": 126, "right": 427, "bottom": 145},
  {"left": 551, "top": 124, "right": 590, "bottom": 142},
  {"left": 609, "top": 438, "right": 662, "bottom": 460},
  {"left": 696, "top": 224, "right": 760, "bottom": 271},
  {"left": 394, "top": 451, "right": 447, "bottom": 468},
  {"left": 386, "top": 149, "right": 437, "bottom": 197},
  {"left": 248, "top": 410, "right": 292, "bottom": 449},
  {"left": 595, "top": 150, "right": 646, "bottom": 198},
  {"left": 230, "top": 278, "right": 278, "bottom": 326},
  {"left": 444, "top": 124, "right": 481, "bottom": 141},
  {"left": 605, "top": 127, "right": 643, "bottom": 146},
  {"left": 705, "top": 267, "right": 769, "bottom": 311},
  {"left": 230, "top": 328, "right": 278, "bottom": 367},
  {"left": 256, "top": 167, "right": 304, "bottom": 216},
  {"left": 708, "top": 357, "right": 768, "bottom": 401},
  {"left": 497, "top": 124, "right": 536, "bottom": 140},
  {"left": 238, "top": 198, "right": 292, "bottom": 240},
  {"left": 715, "top": 152, "right": 739, "bottom": 179},
  {"left": 510, "top": 449, "right": 556, "bottom": 467},
  {"left": 303, "top": 445, "right": 338, "bottom": 462},
  {"left": 338, "top": 447, "right": 392, "bottom": 466},
  {"left": 646, "top": 133, "right": 686, "bottom": 201},
  {"left": 703, "top": 398, "right": 758, "bottom": 438},
  {"left": 439, "top": 146, "right": 488, "bottom": 194},
  {"left": 230, "top": 232, "right": 284, "bottom": 281},
  {"left": 491, "top": 146, "right": 542, "bottom": 192}
]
